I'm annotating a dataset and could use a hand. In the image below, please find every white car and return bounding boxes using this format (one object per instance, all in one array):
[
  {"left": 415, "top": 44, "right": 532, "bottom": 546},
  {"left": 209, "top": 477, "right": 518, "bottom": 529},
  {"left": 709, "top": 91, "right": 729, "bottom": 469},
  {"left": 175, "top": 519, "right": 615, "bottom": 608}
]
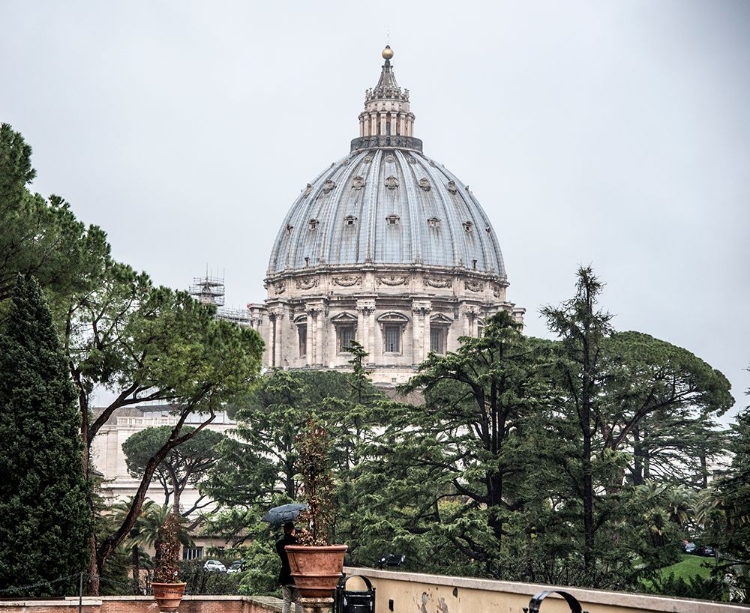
[{"left": 203, "top": 559, "right": 226, "bottom": 572}]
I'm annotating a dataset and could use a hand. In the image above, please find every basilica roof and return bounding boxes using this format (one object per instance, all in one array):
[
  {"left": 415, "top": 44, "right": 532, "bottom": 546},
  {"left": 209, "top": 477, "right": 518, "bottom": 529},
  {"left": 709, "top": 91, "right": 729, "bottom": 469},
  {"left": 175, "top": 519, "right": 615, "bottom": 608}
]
[{"left": 267, "top": 47, "right": 507, "bottom": 280}]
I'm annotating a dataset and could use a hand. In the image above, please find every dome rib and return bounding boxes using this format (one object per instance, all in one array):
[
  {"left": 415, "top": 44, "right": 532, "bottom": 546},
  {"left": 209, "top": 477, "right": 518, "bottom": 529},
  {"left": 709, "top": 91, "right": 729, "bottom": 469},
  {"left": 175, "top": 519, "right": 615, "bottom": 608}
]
[
  {"left": 323, "top": 161, "right": 356, "bottom": 265},
  {"left": 420, "top": 159, "right": 460, "bottom": 268},
  {"left": 429, "top": 160, "right": 466, "bottom": 268},
  {"left": 364, "top": 152, "right": 382, "bottom": 264},
  {"left": 397, "top": 151, "right": 420, "bottom": 265},
  {"left": 402, "top": 150, "right": 430, "bottom": 265}
]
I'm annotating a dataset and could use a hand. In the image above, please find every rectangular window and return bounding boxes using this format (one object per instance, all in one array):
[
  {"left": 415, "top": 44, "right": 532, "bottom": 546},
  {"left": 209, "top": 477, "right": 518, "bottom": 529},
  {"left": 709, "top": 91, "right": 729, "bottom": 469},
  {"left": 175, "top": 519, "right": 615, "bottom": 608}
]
[
  {"left": 183, "top": 547, "right": 203, "bottom": 560},
  {"left": 338, "top": 326, "right": 355, "bottom": 352},
  {"left": 298, "top": 324, "right": 307, "bottom": 357},
  {"left": 384, "top": 325, "right": 400, "bottom": 353},
  {"left": 430, "top": 327, "right": 446, "bottom": 354}
]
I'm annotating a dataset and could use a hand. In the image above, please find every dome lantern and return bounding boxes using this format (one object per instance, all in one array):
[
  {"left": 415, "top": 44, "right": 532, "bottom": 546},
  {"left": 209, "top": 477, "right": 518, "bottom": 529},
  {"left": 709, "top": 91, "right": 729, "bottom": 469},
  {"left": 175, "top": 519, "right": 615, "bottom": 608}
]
[{"left": 352, "top": 46, "right": 422, "bottom": 152}]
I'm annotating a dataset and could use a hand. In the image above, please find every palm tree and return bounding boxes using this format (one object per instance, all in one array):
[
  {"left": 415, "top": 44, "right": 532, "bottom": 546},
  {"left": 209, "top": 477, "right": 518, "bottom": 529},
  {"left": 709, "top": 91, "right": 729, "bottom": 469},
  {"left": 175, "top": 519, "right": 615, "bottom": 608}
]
[{"left": 110, "top": 498, "right": 194, "bottom": 592}]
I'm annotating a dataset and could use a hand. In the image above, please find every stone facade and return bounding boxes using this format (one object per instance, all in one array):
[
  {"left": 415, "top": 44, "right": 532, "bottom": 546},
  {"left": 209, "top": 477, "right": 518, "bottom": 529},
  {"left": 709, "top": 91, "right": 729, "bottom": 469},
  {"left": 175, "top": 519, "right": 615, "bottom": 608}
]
[
  {"left": 253, "top": 266, "right": 521, "bottom": 386},
  {"left": 91, "top": 406, "right": 234, "bottom": 515}
]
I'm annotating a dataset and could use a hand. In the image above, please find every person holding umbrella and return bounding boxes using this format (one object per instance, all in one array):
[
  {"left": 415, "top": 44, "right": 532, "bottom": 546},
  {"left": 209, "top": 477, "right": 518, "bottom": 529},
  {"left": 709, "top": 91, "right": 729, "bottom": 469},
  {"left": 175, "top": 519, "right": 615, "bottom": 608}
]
[{"left": 276, "top": 522, "right": 302, "bottom": 613}]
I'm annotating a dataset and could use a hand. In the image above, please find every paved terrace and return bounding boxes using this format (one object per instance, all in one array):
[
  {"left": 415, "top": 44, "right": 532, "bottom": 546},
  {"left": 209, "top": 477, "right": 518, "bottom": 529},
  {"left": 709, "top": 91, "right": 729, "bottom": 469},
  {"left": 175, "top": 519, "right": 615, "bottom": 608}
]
[{"left": 1, "top": 568, "right": 746, "bottom": 613}]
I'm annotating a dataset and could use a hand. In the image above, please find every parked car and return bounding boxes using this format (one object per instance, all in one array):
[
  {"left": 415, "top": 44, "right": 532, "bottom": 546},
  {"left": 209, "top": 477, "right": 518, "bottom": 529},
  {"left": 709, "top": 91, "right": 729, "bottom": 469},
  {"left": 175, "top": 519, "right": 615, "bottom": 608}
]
[
  {"left": 681, "top": 541, "right": 696, "bottom": 553},
  {"left": 696, "top": 545, "right": 716, "bottom": 557},
  {"left": 203, "top": 559, "right": 226, "bottom": 572},
  {"left": 227, "top": 560, "right": 246, "bottom": 574}
]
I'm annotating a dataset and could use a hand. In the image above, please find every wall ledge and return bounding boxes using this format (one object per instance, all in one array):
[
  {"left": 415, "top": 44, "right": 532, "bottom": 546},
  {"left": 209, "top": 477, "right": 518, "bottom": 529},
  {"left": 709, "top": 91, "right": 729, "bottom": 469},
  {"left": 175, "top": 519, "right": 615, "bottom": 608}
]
[{"left": 343, "top": 566, "right": 748, "bottom": 613}]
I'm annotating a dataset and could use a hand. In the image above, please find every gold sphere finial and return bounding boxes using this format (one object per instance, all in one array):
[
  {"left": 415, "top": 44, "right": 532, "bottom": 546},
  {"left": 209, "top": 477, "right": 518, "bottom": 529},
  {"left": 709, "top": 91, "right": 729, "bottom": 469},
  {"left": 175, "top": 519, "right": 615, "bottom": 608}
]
[{"left": 382, "top": 45, "right": 394, "bottom": 60}]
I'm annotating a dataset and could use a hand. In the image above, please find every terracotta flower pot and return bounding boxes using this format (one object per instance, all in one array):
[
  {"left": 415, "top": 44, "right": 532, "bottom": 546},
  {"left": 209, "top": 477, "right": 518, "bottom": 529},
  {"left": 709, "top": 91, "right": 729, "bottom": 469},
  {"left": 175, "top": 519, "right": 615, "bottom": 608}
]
[
  {"left": 152, "top": 582, "right": 186, "bottom": 612},
  {"left": 285, "top": 544, "right": 348, "bottom": 598}
]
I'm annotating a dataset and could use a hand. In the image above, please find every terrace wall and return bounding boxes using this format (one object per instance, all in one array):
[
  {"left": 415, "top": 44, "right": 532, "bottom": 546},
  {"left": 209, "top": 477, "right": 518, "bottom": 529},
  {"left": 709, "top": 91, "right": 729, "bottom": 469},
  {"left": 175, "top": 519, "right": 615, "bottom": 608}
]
[
  {"left": 0, "top": 570, "right": 747, "bottom": 613},
  {"left": 346, "top": 567, "right": 747, "bottom": 613}
]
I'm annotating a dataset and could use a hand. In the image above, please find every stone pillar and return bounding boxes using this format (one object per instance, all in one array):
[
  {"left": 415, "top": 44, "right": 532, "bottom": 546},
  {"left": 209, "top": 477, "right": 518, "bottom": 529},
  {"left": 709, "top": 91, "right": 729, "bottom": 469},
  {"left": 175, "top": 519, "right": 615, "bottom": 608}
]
[
  {"left": 305, "top": 311, "right": 314, "bottom": 367},
  {"left": 249, "top": 306, "right": 267, "bottom": 365},
  {"left": 269, "top": 313, "right": 276, "bottom": 369},
  {"left": 369, "top": 312, "right": 377, "bottom": 365},
  {"left": 424, "top": 315, "right": 432, "bottom": 358},
  {"left": 412, "top": 300, "right": 431, "bottom": 366},
  {"left": 356, "top": 309, "right": 365, "bottom": 352},
  {"left": 269, "top": 310, "right": 284, "bottom": 369},
  {"left": 411, "top": 315, "right": 419, "bottom": 365},
  {"left": 304, "top": 300, "right": 327, "bottom": 368},
  {"left": 316, "top": 310, "right": 325, "bottom": 367},
  {"left": 356, "top": 299, "right": 375, "bottom": 359},
  {"left": 465, "top": 306, "right": 477, "bottom": 338},
  {"left": 327, "top": 319, "right": 337, "bottom": 366}
]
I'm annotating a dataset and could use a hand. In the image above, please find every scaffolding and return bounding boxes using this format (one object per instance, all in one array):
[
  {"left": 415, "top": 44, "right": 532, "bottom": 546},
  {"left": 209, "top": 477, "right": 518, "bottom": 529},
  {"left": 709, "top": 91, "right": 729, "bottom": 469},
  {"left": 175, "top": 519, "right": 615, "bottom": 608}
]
[
  {"left": 216, "top": 307, "right": 252, "bottom": 326},
  {"left": 189, "top": 275, "right": 225, "bottom": 307},
  {"left": 189, "top": 272, "right": 253, "bottom": 327}
]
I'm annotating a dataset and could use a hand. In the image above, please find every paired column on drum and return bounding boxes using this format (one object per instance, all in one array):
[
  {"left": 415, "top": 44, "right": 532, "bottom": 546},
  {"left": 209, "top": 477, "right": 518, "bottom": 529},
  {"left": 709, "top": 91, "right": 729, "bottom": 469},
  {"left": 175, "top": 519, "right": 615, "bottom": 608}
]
[
  {"left": 269, "top": 309, "right": 284, "bottom": 369},
  {"left": 356, "top": 299, "right": 376, "bottom": 362},
  {"left": 305, "top": 301, "right": 326, "bottom": 367},
  {"left": 411, "top": 300, "right": 431, "bottom": 366}
]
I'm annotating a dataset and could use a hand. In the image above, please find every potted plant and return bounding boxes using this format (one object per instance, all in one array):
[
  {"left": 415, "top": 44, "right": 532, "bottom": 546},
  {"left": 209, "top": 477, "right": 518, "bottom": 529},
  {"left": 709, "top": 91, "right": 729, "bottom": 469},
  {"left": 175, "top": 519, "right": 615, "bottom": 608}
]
[
  {"left": 285, "top": 417, "right": 347, "bottom": 599},
  {"left": 151, "top": 511, "right": 187, "bottom": 612}
]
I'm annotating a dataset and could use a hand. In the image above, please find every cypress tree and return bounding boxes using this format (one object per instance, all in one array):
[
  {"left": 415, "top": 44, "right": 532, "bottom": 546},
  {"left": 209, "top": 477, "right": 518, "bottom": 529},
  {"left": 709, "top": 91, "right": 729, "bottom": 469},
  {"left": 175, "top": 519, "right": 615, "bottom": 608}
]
[{"left": 0, "top": 275, "right": 91, "bottom": 597}]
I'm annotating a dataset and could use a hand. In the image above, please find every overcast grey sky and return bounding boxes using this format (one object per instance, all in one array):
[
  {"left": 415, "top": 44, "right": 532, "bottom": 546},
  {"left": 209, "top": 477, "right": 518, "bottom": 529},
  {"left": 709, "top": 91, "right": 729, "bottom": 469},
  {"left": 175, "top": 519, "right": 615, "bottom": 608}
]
[{"left": 1, "top": 1, "right": 748, "bottom": 419}]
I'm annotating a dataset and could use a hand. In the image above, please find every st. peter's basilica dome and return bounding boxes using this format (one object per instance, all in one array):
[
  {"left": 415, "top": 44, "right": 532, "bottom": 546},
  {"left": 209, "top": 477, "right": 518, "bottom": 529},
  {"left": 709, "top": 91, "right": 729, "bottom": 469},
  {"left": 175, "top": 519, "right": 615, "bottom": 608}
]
[{"left": 249, "top": 47, "right": 523, "bottom": 384}]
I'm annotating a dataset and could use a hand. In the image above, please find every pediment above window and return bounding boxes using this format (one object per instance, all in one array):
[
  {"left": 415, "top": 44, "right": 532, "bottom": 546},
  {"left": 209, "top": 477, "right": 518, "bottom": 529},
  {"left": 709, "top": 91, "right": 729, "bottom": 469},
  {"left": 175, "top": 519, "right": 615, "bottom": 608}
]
[
  {"left": 430, "top": 313, "right": 453, "bottom": 326},
  {"left": 331, "top": 312, "right": 358, "bottom": 323},
  {"left": 377, "top": 311, "right": 409, "bottom": 324}
]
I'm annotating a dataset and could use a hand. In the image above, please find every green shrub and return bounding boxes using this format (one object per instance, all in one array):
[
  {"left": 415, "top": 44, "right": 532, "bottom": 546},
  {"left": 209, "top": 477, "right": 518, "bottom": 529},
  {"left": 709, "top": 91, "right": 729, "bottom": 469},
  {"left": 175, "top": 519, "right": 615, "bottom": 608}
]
[{"left": 644, "top": 571, "right": 725, "bottom": 601}]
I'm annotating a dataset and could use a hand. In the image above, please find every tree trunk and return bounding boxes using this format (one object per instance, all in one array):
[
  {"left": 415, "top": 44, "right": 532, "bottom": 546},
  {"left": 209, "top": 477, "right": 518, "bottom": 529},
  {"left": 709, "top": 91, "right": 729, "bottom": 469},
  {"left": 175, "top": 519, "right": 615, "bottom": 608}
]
[
  {"left": 581, "top": 398, "right": 594, "bottom": 573},
  {"left": 132, "top": 544, "right": 140, "bottom": 594},
  {"left": 632, "top": 424, "right": 643, "bottom": 486},
  {"left": 87, "top": 535, "right": 100, "bottom": 596},
  {"left": 77, "top": 385, "right": 101, "bottom": 596}
]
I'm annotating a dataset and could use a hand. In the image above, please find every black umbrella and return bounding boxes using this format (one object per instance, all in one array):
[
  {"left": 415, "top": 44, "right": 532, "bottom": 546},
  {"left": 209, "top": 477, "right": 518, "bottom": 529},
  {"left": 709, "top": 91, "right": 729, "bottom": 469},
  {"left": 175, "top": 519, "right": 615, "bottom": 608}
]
[{"left": 261, "top": 503, "right": 308, "bottom": 527}]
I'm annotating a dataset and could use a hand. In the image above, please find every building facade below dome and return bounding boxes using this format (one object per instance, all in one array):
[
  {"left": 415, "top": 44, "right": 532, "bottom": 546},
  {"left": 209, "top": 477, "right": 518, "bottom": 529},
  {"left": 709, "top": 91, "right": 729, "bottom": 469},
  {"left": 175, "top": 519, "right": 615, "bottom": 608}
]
[{"left": 247, "top": 47, "right": 524, "bottom": 385}]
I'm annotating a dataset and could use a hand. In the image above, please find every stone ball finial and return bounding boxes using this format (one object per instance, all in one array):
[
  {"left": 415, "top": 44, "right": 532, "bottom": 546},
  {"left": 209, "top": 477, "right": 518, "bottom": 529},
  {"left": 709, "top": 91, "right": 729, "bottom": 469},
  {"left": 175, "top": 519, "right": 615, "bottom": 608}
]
[{"left": 382, "top": 45, "right": 394, "bottom": 60}]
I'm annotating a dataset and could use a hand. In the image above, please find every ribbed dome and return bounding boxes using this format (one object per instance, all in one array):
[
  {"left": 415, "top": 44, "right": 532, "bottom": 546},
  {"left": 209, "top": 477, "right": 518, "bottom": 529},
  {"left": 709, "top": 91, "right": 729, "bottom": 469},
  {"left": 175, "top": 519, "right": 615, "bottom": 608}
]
[
  {"left": 267, "top": 149, "right": 507, "bottom": 277},
  {"left": 267, "top": 47, "right": 508, "bottom": 282},
  {"left": 256, "top": 48, "right": 524, "bottom": 384}
]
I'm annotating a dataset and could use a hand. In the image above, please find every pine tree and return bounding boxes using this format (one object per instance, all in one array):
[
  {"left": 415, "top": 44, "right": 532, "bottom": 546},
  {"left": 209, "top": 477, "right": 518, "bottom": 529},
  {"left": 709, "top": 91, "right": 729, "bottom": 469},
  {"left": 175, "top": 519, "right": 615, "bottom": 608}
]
[
  {"left": 0, "top": 275, "right": 92, "bottom": 597},
  {"left": 541, "top": 266, "right": 613, "bottom": 577}
]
